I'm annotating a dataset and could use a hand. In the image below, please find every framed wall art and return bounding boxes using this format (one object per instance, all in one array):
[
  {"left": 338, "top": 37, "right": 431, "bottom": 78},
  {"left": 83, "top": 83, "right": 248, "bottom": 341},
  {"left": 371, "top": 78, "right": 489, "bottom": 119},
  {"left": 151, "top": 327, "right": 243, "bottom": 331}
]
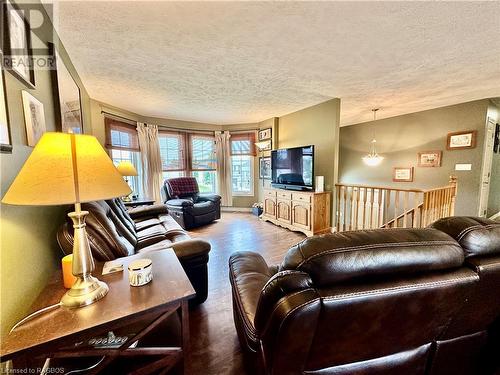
[
  {"left": 494, "top": 123, "right": 499, "bottom": 154},
  {"left": 446, "top": 130, "right": 476, "bottom": 150},
  {"left": 1, "top": 50, "right": 12, "bottom": 153},
  {"left": 22, "top": 91, "right": 46, "bottom": 146},
  {"left": 2, "top": 0, "right": 36, "bottom": 88},
  {"left": 258, "top": 127, "right": 272, "bottom": 141},
  {"left": 259, "top": 157, "right": 272, "bottom": 180},
  {"left": 393, "top": 167, "right": 414, "bottom": 182},
  {"left": 417, "top": 150, "right": 442, "bottom": 167},
  {"left": 49, "top": 43, "right": 83, "bottom": 134}
]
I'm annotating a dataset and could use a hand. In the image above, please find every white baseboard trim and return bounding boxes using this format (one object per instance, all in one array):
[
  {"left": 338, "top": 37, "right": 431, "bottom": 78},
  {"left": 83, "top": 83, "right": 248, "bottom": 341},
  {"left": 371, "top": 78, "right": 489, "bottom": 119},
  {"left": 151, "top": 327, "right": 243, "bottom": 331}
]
[{"left": 222, "top": 207, "right": 252, "bottom": 212}]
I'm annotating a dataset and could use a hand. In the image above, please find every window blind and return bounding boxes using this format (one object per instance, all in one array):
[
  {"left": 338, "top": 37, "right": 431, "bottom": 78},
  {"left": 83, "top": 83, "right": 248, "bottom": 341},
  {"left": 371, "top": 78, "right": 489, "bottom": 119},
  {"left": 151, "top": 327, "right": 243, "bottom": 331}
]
[
  {"left": 158, "top": 130, "right": 186, "bottom": 171},
  {"left": 230, "top": 132, "right": 256, "bottom": 156},
  {"left": 104, "top": 117, "right": 139, "bottom": 152},
  {"left": 190, "top": 134, "right": 216, "bottom": 171}
]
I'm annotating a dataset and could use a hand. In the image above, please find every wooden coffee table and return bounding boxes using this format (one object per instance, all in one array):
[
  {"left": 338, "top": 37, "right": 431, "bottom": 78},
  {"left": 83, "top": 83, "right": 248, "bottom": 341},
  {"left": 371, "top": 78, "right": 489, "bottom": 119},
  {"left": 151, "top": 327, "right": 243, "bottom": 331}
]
[{"left": 0, "top": 249, "right": 195, "bottom": 374}]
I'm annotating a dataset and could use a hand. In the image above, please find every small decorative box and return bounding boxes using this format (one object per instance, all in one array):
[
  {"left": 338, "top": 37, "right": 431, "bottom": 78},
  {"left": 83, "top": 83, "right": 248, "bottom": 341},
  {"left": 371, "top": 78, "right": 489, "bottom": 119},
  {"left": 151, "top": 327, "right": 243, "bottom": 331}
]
[{"left": 128, "top": 258, "right": 153, "bottom": 287}]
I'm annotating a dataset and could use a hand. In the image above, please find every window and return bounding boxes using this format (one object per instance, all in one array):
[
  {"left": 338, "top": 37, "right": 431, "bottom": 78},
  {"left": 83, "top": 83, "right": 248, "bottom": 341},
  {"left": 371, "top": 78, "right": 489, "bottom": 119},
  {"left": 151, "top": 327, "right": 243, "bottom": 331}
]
[
  {"left": 158, "top": 131, "right": 217, "bottom": 193},
  {"left": 230, "top": 132, "right": 256, "bottom": 195},
  {"left": 105, "top": 117, "right": 142, "bottom": 197},
  {"left": 159, "top": 131, "right": 185, "bottom": 172}
]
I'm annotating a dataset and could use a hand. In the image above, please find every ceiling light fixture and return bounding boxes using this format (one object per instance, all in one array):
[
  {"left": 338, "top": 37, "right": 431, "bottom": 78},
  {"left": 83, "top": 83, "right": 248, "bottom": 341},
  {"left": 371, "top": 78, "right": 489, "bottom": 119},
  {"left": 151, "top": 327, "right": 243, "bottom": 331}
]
[{"left": 362, "top": 108, "right": 384, "bottom": 167}]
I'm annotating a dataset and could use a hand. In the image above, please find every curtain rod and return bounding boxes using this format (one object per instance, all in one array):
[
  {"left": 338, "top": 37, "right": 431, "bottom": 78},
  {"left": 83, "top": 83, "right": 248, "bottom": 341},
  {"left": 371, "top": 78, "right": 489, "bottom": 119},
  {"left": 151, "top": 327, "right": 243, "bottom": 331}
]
[{"left": 101, "top": 111, "right": 137, "bottom": 125}]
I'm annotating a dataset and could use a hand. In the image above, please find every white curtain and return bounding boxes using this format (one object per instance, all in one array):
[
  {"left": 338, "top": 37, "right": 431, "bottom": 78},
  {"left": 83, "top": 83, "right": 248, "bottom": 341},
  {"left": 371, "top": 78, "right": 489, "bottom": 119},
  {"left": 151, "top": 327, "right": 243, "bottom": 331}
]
[
  {"left": 215, "top": 131, "right": 232, "bottom": 206},
  {"left": 136, "top": 122, "right": 163, "bottom": 203}
]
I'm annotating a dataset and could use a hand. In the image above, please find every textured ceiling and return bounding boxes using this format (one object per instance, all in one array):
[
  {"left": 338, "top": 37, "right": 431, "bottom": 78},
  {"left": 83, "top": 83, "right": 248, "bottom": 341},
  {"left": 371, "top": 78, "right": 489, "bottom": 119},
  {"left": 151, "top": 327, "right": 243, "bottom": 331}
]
[{"left": 48, "top": 1, "right": 500, "bottom": 126}]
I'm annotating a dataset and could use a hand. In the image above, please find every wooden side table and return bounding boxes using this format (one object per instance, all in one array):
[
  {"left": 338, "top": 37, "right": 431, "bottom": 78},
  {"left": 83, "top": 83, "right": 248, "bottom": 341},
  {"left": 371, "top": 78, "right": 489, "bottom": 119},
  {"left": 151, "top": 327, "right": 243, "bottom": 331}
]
[
  {"left": 0, "top": 249, "right": 195, "bottom": 374},
  {"left": 123, "top": 198, "right": 156, "bottom": 208}
]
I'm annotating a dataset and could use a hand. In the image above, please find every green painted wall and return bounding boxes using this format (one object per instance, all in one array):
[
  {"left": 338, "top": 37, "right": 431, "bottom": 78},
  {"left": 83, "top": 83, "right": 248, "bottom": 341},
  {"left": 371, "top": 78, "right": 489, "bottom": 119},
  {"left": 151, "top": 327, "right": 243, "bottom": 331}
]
[
  {"left": 0, "top": 1, "right": 91, "bottom": 337},
  {"left": 339, "top": 100, "right": 490, "bottom": 217}
]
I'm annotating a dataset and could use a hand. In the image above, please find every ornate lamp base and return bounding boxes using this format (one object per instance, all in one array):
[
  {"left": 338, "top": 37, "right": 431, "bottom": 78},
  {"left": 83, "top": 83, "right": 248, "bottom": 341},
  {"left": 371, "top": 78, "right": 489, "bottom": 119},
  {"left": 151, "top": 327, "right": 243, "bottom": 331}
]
[
  {"left": 61, "top": 206, "right": 109, "bottom": 308},
  {"left": 61, "top": 276, "right": 109, "bottom": 308}
]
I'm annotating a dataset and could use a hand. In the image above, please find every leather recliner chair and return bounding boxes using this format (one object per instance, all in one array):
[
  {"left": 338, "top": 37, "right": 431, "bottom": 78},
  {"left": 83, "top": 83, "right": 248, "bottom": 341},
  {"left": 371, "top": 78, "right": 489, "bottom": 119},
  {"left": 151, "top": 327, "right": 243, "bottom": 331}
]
[
  {"left": 57, "top": 198, "right": 211, "bottom": 305},
  {"left": 162, "top": 177, "right": 221, "bottom": 230},
  {"left": 229, "top": 216, "right": 500, "bottom": 375}
]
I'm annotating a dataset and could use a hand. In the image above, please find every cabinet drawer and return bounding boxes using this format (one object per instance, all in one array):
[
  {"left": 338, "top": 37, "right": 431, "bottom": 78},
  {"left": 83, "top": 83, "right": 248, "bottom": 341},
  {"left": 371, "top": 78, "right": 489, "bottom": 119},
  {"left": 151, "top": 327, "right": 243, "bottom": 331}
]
[
  {"left": 292, "top": 193, "right": 311, "bottom": 203},
  {"left": 276, "top": 191, "right": 292, "bottom": 200},
  {"left": 264, "top": 190, "right": 276, "bottom": 198}
]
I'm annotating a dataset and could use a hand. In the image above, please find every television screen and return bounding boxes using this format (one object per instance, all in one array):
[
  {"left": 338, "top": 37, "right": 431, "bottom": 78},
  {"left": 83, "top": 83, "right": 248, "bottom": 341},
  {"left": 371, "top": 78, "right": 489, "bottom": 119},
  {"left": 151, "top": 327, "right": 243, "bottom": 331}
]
[{"left": 271, "top": 145, "right": 314, "bottom": 189}]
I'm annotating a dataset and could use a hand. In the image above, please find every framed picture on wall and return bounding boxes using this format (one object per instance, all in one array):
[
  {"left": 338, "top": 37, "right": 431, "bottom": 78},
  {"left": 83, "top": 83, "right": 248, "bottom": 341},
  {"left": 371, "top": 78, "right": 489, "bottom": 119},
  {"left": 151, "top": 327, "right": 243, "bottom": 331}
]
[
  {"left": 393, "top": 167, "right": 414, "bottom": 182},
  {"left": 447, "top": 130, "right": 476, "bottom": 150},
  {"left": 258, "top": 128, "right": 272, "bottom": 141},
  {"left": 2, "top": 0, "right": 36, "bottom": 88},
  {"left": 49, "top": 43, "right": 83, "bottom": 134},
  {"left": 1, "top": 50, "right": 12, "bottom": 153},
  {"left": 22, "top": 91, "right": 46, "bottom": 146},
  {"left": 417, "top": 151, "right": 442, "bottom": 167},
  {"left": 259, "top": 157, "right": 272, "bottom": 179}
]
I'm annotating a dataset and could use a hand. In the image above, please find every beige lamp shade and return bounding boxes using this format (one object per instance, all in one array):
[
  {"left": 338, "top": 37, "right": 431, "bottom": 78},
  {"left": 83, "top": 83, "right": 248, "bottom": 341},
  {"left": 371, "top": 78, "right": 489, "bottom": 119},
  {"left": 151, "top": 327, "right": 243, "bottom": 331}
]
[
  {"left": 1, "top": 132, "right": 132, "bottom": 206},
  {"left": 255, "top": 140, "right": 271, "bottom": 150},
  {"left": 116, "top": 161, "right": 138, "bottom": 176}
]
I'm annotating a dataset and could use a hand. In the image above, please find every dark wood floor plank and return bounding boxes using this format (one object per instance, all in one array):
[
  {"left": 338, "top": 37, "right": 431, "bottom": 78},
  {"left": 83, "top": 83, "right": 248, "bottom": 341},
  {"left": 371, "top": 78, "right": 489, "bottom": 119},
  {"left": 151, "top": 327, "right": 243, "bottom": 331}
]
[{"left": 187, "top": 212, "right": 305, "bottom": 375}]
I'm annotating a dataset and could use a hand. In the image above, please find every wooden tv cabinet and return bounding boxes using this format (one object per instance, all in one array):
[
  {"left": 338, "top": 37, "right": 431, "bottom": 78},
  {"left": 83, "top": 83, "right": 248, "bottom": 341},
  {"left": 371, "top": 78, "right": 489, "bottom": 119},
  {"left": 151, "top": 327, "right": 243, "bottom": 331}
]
[{"left": 261, "top": 188, "right": 331, "bottom": 237}]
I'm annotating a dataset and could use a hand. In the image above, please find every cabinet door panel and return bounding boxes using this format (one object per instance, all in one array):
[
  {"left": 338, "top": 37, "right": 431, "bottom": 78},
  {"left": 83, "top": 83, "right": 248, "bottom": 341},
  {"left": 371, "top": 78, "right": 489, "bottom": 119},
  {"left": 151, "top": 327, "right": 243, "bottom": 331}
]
[
  {"left": 276, "top": 200, "right": 292, "bottom": 223},
  {"left": 264, "top": 198, "right": 276, "bottom": 217},
  {"left": 292, "top": 203, "right": 311, "bottom": 230}
]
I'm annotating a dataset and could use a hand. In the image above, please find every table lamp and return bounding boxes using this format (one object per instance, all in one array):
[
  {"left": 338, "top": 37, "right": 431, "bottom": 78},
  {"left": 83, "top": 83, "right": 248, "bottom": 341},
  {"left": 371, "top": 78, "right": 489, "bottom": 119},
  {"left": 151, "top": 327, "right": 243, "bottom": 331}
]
[
  {"left": 116, "top": 161, "right": 138, "bottom": 201},
  {"left": 1, "top": 132, "right": 131, "bottom": 308}
]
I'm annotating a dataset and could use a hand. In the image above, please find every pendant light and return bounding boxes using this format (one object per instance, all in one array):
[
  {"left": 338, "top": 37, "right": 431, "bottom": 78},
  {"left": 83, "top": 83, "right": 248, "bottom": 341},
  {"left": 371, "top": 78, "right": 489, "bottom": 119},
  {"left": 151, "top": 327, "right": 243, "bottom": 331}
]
[{"left": 362, "top": 108, "right": 384, "bottom": 167}]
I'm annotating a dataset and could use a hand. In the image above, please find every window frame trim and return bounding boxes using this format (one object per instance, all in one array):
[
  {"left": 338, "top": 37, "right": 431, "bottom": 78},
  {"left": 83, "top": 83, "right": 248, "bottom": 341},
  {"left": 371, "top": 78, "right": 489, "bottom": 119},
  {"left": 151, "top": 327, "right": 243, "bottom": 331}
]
[{"left": 231, "top": 154, "right": 255, "bottom": 196}]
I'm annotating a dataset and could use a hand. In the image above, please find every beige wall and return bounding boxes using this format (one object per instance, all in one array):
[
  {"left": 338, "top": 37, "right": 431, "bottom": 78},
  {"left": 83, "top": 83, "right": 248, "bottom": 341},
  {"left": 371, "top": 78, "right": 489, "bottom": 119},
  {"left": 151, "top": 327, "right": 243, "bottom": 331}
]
[
  {"left": 339, "top": 100, "right": 490, "bottom": 216},
  {"left": 0, "top": 2, "right": 91, "bottom": 337},
  {"left": 255, "top": 99, "right": 341, "bottom": 222}
]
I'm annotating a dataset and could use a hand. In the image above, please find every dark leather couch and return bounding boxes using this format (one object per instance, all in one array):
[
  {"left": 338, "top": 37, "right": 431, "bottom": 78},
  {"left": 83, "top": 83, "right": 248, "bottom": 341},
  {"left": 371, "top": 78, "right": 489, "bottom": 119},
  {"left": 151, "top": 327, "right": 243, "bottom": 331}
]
[
  {"left": 229, "top": 216, "right": 500, "bottom": 375},
  {"left": 57, "top": 198, "right": 211, "bottom": 305},
  {"left": 162, "top": 177, "right": 221, "bottom": 230}
]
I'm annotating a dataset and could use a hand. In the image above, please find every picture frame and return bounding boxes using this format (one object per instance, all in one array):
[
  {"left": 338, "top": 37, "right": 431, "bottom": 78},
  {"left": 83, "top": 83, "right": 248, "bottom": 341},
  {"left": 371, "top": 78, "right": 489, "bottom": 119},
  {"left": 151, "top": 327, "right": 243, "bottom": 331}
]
[
  {"left": 417, "top": 150, "right": 442, "bottom": 167},
  {"left": 393, "top": 167, "right": 414, "bottom": 182},
  {"left": 259, "top": 157, "right": 272, "bottom": 180},
  {"left": 21, "top": 91, "right": 46, "bottom": 146},
  {"left": 261, "top": 139, "right": 272, "bottom": 151},
  {"left": 49, "top": 43, "right": 83, "bottom": 134},
  {"left": 258, "top": 128, "right": 272, "bottom": 141},
  {"left": 446, "top": 130, "right": 477, "bottom": 150},
  {"left": 1, "top": 50, "right": 13, "bottom": 153},
  {"left": 2, "top": 0, "right": 36, "bottom": 88}
]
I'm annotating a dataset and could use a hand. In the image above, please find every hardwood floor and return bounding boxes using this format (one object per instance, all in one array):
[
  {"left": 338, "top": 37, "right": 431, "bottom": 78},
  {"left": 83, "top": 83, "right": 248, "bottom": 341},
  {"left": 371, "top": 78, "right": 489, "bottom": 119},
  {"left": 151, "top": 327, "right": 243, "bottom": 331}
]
[{"left": 186, "top": 212, "right": 305, "bottom": 375}]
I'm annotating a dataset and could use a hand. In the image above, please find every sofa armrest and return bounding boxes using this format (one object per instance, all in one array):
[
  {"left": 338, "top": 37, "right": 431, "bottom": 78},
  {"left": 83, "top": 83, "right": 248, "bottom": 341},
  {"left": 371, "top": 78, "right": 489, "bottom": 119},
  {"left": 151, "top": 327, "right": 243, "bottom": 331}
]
[
  {"left": 229, "top": 252, "right": 277, "bottom": 346},
  {"left": 166, "top": 198, "right": 194, "bottom": 208},
  {"left": 198, "top": 194, "right": 221, "bottom": 203},
  {"left": 171, "top": 238, "right": 211, "bottom": 259},
  {"left": 128, "top": 204, "right": 168, "bottom": 220}
]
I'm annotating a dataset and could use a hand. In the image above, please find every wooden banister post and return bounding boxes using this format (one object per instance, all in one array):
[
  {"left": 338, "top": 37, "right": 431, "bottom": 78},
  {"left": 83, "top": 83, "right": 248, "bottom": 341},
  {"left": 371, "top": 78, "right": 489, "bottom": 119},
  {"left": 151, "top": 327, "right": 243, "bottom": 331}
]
[{"left": 449, "top": 175, "right": 458, "bottom": 216}]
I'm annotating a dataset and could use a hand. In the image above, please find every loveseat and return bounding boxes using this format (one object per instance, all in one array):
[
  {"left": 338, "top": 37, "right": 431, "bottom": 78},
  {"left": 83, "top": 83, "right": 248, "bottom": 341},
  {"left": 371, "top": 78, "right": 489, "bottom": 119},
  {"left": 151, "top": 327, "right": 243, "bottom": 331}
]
[
  {"left": 57, "top": 198, "right": 211, "bottom": 305},
  {"left": 229, "top": 216, "right": 500, "bottom": 374},
  {"left": 162, "top": 177, "right": 221, "bottom": 230}
]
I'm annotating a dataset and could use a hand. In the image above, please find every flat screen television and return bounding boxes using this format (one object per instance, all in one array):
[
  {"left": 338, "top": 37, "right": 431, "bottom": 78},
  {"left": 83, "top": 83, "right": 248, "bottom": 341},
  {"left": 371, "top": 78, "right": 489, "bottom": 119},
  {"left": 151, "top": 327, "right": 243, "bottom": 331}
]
[{"left": 271, "top": 145, "right": 314, "bottom": 191}]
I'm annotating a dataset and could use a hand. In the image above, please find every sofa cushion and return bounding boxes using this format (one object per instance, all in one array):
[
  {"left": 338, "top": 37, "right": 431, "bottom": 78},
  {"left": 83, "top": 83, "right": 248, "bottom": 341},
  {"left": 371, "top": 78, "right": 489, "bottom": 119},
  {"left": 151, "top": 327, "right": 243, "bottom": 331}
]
[
  {"left": 190, "top": 200, "right": 216, "bottom": 216},
  {"left": 280, "top": 228, "right": 464, "bottom": 286},
  {"left": 134, "top": 218, "right": 162, "bottom": 231},
  {"left": 429, "top": 217, "right": 500, "bottom": 258}
]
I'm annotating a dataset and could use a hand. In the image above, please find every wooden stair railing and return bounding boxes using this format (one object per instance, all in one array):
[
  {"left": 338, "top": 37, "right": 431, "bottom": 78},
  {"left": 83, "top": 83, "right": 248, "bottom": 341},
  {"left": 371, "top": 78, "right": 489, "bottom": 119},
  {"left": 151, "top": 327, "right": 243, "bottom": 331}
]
[{"left": 335, "top": 176, "right": 457, "bottom": 231}]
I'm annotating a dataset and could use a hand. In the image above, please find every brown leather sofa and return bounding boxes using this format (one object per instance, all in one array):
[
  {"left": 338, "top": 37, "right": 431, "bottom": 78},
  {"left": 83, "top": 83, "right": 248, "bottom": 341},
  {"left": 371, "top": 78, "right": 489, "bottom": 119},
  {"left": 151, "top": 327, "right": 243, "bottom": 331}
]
[
  {"left": 229, "top": 216, "right": 500, "bottom": 375},
  {"left": 57, "top": 198, "right": 211, "bottom": 305}
]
